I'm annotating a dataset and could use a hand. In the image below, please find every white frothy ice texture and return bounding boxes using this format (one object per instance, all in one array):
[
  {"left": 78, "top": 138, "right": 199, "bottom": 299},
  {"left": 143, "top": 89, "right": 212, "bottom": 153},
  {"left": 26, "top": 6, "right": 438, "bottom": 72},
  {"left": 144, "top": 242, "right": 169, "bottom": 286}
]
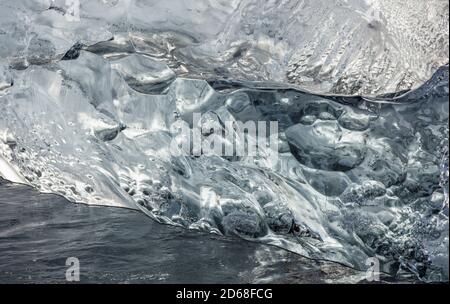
[{"left": 0, "top": 0, "right": 448, "bottom": 95}]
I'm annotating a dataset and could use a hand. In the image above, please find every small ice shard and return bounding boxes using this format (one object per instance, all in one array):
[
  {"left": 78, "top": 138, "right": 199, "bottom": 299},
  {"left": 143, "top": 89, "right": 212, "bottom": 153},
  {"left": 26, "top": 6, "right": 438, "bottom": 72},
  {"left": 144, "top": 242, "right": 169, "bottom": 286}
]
[
  {"left": 111, "top": 54, "right": 176, "bottom": 94},
  {"left": 61, "top": 42, "right": 84, "bottom": 60},
  {"left": 0, "top": 64, "right": 13, "bottom": 91},
  {"left": 0, "top": 154, "right": 27, "bottom": 185},
  {"left": 0, "top": 130, "right": 16, "bottom": 148},
  {"left": 285, "top": 121, "right": 367, "bottom": 171}
]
